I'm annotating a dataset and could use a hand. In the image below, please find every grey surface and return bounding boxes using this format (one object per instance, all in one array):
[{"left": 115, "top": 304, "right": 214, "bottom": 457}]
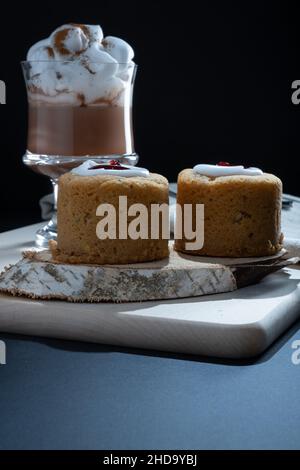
[
  {"left": 0, "top": 193, "right": 299, "bottom": 450},
  {"left": 0, "top": 327, "right": 300, "bottom": 450}
]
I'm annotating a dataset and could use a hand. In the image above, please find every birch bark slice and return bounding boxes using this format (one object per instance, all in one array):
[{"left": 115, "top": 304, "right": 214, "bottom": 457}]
[{"left": 0, "top": 245, "right": 295, "bottom": 303}]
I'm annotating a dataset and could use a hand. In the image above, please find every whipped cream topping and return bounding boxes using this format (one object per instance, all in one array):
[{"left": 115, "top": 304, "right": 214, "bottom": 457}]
[
  {"left": 193, "top": 164, "right": 263, "bottom": 177},
  {"left": 71, "top": 160, "right": 149, "bottom": 177},
  {"left": 26, "top": 24, "right": 135, "bottom": 105}
]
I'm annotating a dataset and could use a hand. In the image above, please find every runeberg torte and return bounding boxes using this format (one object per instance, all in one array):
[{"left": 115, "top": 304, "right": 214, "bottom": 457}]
[
  {"left": 175, "top": 163, "right": 283, "bottom": 257},
  {"left": 50, "top": 161, "right": 169, "bottom": 264}
]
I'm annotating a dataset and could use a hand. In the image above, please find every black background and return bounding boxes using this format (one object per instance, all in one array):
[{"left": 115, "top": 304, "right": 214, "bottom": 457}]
[{"left": 0, "top": 0, "right": 299, "bottom": 231}]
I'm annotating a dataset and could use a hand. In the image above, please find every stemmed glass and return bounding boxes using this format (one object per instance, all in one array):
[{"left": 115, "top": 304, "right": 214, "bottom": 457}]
[{"left": 22, "top": 61, "right": 138, "bottom": 247}]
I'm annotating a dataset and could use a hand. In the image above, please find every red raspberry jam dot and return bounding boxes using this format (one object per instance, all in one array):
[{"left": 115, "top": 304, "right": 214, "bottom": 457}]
[
  {"left": 109, "top": 159, "right": 121, "bottom": 166},
  {"left": 89, "top": 160, "right": 128, "bottom": 171},
  {"left": 217, "top": 161, "right": 231, "bottom": 166}
]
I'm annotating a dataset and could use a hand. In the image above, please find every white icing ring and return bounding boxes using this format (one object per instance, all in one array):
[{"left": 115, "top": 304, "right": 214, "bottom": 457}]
[
  {"left": 193, "top": 164, "right": 263, "bottom": 177},
  {"left": 71, "top": 160, "right": 150, "bottom": 177}
]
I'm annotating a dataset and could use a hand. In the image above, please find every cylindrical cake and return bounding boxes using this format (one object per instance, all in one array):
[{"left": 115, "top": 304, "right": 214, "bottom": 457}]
[
  {"left": 175, "top": 166, "right": 283, "bottom": 257},
  {"left": 51, "top": 163, "right": 169, "bottom": 264}
]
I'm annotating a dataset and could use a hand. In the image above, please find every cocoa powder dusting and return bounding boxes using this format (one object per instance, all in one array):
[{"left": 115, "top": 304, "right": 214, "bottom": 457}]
[
  {"left": 53, "top": 28, "right": 71, "bottom": 55},
  {"left": 46, "top": 46, "right": 55, "bottom": 58}
]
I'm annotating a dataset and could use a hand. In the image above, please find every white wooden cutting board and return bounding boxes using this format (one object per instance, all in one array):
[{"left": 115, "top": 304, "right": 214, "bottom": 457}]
[{"left": 0, "top": 223, "right": 299, "bottom": 359}]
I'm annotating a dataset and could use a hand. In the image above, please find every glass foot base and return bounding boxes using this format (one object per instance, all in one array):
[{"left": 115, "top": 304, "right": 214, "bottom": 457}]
[{"left": 36, "top": 217, "right": 57, "bottom": 248}]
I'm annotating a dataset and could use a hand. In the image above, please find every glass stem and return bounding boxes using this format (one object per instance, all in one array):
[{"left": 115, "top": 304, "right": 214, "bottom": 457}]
[
  {"left": 35, "top": 178, "right": 58, "bottom": 248},
  {"left": 51, "top": 178, "right": 58, "bottom": 212}
]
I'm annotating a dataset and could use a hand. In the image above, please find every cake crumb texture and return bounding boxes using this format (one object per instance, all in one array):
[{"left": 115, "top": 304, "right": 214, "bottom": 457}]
[{"left": 53, "top": 172, "right": 169, "bottom": 264}]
